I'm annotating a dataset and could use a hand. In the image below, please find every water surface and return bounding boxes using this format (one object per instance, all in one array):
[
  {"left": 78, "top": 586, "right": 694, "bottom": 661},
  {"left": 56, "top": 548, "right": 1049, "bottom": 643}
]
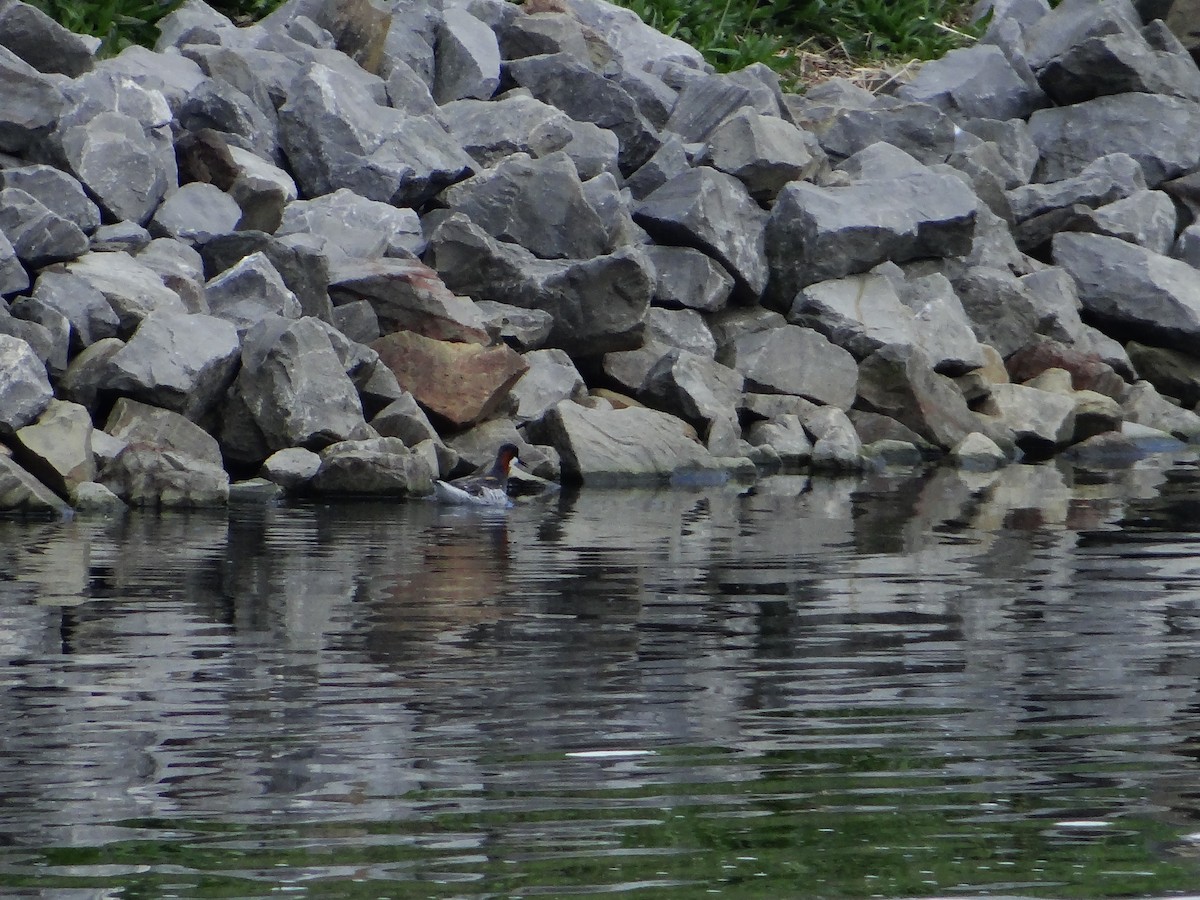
[{"left": 5, "top": 458, "right": 1200, "bottom": 897}]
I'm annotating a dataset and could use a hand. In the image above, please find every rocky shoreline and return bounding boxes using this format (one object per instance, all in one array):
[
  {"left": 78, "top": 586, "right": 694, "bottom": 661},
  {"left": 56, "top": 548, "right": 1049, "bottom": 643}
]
[{"left": 3, "top": 0, "right": 1200, "bottom": 513}]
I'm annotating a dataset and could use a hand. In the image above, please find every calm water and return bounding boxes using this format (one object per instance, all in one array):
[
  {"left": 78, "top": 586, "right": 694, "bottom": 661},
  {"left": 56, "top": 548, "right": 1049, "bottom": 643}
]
[{"left": 7, "top": 459, "right": 1200, "bottom": 898}]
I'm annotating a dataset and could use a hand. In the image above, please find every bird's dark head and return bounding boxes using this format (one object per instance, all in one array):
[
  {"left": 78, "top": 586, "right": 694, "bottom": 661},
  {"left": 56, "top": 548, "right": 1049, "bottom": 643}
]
[{"left": 496, "top": 443, "right": 521, "bottom": 474}]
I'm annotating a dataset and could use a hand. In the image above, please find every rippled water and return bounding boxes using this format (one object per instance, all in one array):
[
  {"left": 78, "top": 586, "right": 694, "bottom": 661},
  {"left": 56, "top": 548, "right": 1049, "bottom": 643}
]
[{"left": 7, "top": 458, "right": 1200, "bottom": 897}]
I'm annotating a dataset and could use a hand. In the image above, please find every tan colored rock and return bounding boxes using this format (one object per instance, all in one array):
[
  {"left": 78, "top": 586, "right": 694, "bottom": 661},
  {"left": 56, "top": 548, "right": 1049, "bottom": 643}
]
[
  {"left": 372, "top": 332, "right": 528, "bottom": 427},
  {"left": 13, "top": 399, "right": 95, "bottom": 499}
]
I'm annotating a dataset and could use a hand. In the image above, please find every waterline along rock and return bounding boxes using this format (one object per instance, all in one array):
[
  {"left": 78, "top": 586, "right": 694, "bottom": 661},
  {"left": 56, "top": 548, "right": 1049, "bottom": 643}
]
[{"left": 5, "top": 0, "right": 1200, "bottom": 509}]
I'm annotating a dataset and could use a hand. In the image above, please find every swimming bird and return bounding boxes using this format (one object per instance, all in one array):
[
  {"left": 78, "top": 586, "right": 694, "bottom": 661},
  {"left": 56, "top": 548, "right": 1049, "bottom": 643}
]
[{"left": 434, "top": 443, "right": 522, "bottom": 507}]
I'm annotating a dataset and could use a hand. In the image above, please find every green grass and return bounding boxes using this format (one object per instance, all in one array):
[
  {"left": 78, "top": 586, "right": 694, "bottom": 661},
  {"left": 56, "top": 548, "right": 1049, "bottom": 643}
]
[{"left": 29, "top": 0, "right": 981, "bottom": 83}]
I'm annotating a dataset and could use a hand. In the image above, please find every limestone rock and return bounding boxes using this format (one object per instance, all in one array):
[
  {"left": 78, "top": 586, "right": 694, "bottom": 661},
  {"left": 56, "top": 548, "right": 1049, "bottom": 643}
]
[
  {"left": 508, "top": 348, "right": 586, "bottom": 424},
  {"left": 856, "top": 343, "right": 980, "bottom": 450},
  {"left": 0, "top": 333, "right": 52, "bottom": 435},
  {"left": 719, "top": 324, "right": 858, "bottom": 409},
  {"left": 11, "top": 399, "right": 95, "bottom": 498},
  {"left": 100, "top": 443, "right": 228, "bottom": 507},
  {"left": 0, "top": 456, "right": 70, "bottom": 515},
  {"left": 205, "top": 251, "right": 303, "bottom": 332},
  {"left": 311, "top": 437, "right": 435, "bottom": 496},
  {"left": 104, "top": 397, "right": 223, "bottom": 468},
  {"left": 261, "top": 446, "right": 322, "bottom": 490}
]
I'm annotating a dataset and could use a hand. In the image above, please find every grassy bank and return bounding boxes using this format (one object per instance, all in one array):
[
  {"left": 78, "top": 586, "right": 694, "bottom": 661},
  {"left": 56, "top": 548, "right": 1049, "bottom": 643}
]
[{"left": 27, "top": 0, "right": 982, "bottom": 86}]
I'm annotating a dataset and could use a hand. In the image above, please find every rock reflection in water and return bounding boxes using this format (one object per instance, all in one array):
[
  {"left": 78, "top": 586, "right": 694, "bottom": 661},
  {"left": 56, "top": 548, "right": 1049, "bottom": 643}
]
[{"left": 1, "top": 457, "right": 1200, "bottom": 894}]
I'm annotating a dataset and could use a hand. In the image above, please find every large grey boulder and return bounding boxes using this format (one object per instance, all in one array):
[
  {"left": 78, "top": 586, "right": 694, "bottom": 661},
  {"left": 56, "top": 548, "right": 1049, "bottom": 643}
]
[
  {"left": 979, "top": 382, "right": 1076, "bottom": 455},
  {"left": 0, "top": 45, "right": 66, "bottom": 155},
  {"left": 200, "top": 231, "right": 334, "bottom": 323},
  {"left": 277, "top": 187, "right": 422, "bottom": 259},
  {"left": 278, "top": 64, "right": 474, "bottom": 205},
  {"left": 789, "top": 272, "right": 923, "bottom": 361},
  {"left": 765, "top": 162, "right": 977, "bottom": 304},
  {"left": 205, "top": 251, "right": 302, "bottom": 332},
  {"left": 634, "top": 168, "right": 768, "bottom": 300},
  {"left": 11, "top": 399, "right": 95, "bottom": 499},
  {"left": 100, "top": 443, "right": 229, "bottom": 507},
  {"left": 0, "top": 333, "right": 52, "bottom": 435},
  {"left": 148, "top": 181, "right": 241, "bottom": 244},
  {"left": 1029, "top": 93, "right": 1200, "bottom": 186},
  {"left": 0, "top": 187, "right": 88, "bottom": 267},
  {"left": 433, "top": 6, "right": 501, "bottom": 103},
  {"left": 641, "top": 349, "right": 743, "bottom": 441},
  {"left": 328, "top": 256, "right": 489, "bottom": 343},
  {"left": 0, "top": 0, "right": 95, "bottom": 76},
  {"left": 311, "top": 437, "right": 435, "bottom": 496},
  {"left": 645, "top": 244, "right": 734, "bottom": 313},
  {"left": 507, "top": 348, "right": 587, "bottom": 424},
  {"left": 1121, "top": 379, "right": 1200, "bottom": 440},
  {"left": 427, "top": 212, "right": 651, "bottom": 355},
  {"left": 440, "top": 93, "right": 573, "bottom": 169},
  {"left": 719, "top": 324, "right": 858, "bottom": 409},
  {"left": 0, "top": 231, "right": 28, "bottom": 295},
  {"left": 893, "top": 270, "right": 989, "bottom": 375},
  {"left": 29, "top": 270, "right": 118, "bottom": 350},
  {"left": 953, "top": 266, "right": 1044, "bottom": 359},
  {"left": 504, "top": 52, "right": 661, "bottom": 174},
  {"left": 663, "top": 72, "right": 759, "bottom": 143},
  {"left": 566, "top": 0, "right": 708, "bottom": 74},
  {"left": 441, "top": 151, "right": 611, "bottom": 260},
  {"left": 102, "top": 311, "right": 240, "bottom": 420},
  {"left": 0, "top": 456, "right": 70, "bottom": 514},
  {"left": 104, "top": 396, "right": 223, "bottom": 468},
  {"left": 62, "top": 250, "right": 187, "bottom": 335},
  {"left": 5, "top": 298, "right": 68, "bottom": 378},
  {"left": 235, "top": 316, "right": 368, "bottom": 451},
  {"left": 898, "top": 43, "right": 1048, "bottom": 120},
  {"left": 0, "top": 164, "right": 101, "bottom": 234},
  {"left": 527, "top": 399, "right": 719, "bottom": 483},
  {"left": 647, "top": 307, "right": 717, "bottom": 358},
  {"left": 856, "top": 343, "right": 981, "bottom": 450},
  {"left": 1054, "top": 232, "right": 1200, "bottom": 352},
  {"left": 1007, "top": 152, "right": 1146, "bottom": 223},
  {"left": 798, "top": 94, "right": 957, "bottom": 165},
  {"left": 696, "top": 108, "right": 824, "bottom": 202}
]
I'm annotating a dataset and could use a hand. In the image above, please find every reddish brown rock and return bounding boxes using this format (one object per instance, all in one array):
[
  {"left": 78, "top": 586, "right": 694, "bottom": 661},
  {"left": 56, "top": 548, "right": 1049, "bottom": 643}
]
[
  {"left": 372, "top": 332, "right": 528, "bottom": 427},
  {"left": 1005, "top": 339, "right": 1127, "bottom": 399}
]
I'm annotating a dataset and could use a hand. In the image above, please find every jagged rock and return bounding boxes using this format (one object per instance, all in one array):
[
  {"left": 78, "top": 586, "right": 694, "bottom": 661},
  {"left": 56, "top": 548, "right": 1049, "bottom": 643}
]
[
  {"left": 696, "top": 108, "right": 824, "bottom": 201},
  {"left": 1029, "top": 93, "right": 1200, "bottom": 186},
  {"left": 634, "top": 168, "right": 767, "bottom": 300},
  {"left": 99, "top": 443, "right": 228, "bottom": 507},
  {"left": 475, "top": 299, "right": 553, "bottom": 350},
  {"left": 427, "top": 212, "right": 651, "bottom": 355},
  {"left": 789, "top": 272, "right": 921, "bottom": 361},
  {"left": 1061, "top": 425, "right": 1186, "bottom": 466},
  {"left": 5, "top": 297, "right": 68, "bottom": 377},
  {"left": 332, "top": 300, "right": 379, "bottom": 343},
  {"left": 950, "top": 431, "right": 1008, "bottom": 470},
  {"left": 104, "top": 397, "right": 223, "bottom": 468},
  {"left": 1006, "top": 339, "right": 1128, "bottom": 398},
  {"left": 260, "top": 446, "right": 322, "bottom": 490},
  {"left": 205, "top": 251, "right": 302, "bottom": 332},
  {"left": 765, "top": 161, "right": 977, "bottom": 304},
  {"left": 624, "top": 134, "right": 690, "bottom": 201},
  {"left": 71, "top": 480, "right": 125, "bottom": 512},
  {"left": 433, "top": 6, "right": 501, "bottom": 103},
  {"left": 59, "top": 337, "right": 122, "bottom": 413},
  {"left": 567, "top": 0, "right": 707, "bottom": 73},
  {"left": 663, "top": 72, "right": 757, "bottom": 143},
  {"left": 746, "top": 415, "right": 813, "bottom": 469},
  {"left": 644, "top": 244, "right": 733, "bottom": 313},
  {"left": 1053, "top": 232, "right": 1200, "bottom": 352},
  {"left": 0, "top": 46, "right": 66, "bottom": 155},
  {"left": 441, "top": 93, "right": 572, "bottom": 168},
  {"left": 718, "top": 324, "right": 857, "bottom": 409},
  {"left": 497, "top": 11, "right": 591, "bottom": 60},
  {"left": 1028, "top": 1, "right": 1200, "bottom": 104},
  {"left": 278, "top": 64, "right": 474, "bottom": 205},
  {"left": 953, "top": 266, "right": 1043, "bottom": 358},
  {"left": 102, "top": 310, "right": 240, "bottom": 419},
  {"left": 200, "top": 231, "right": 334, "bottom": 322},
  {"left": 1007, "top": 152, "right": 1146, "bottom": 223},
  {"left": 527, "top": 399, "right": 719, "bottom": 483},
  {"left": 1121, "top": 379, "right": 1200, "bottom": 440},
  {"left": 11, "top": 399, "right": 94, "bottom": 498},
  {"left": 1065, "top": 387, "right": 1124, "bottom": 442},
  {"left": 62, "top": 250, "right": 187, "bottom": 335},
  {"left": 441, "top": 151, "right": 611, "bottom": 260},
  {"left": 641, "top": 349, "right": 743, "bottom": 439},
  {"left": 0, "top": 333, "right": 52, "bottom": 435},
  {"left": 148, "top": 181, "right": 241, "bottom": 244},
  {"left": 978, "top": 382, "right": 1076, "bottom": 454},
  {"left": 1126, "top": 341, "right": 1200, "bottom": 406},
  {"left": 898, "top": 43, "right": 1048, "bottom": 120},
  {"left": 224, "top": 145, "right": 298, "bottom": 233},
  {"left": 804, "top": 405, "right": 865, "bottom": 471},
  {"left": 800, "top": 96, "right": 957, "bottom": 165},
  {"left": 856, "top": 343, "right": 980, "bottom": 449},
  {"left": 311, "top": 437, "right": 435, "bottom": 495},
  {"left": 0, "top": 0, "right": 95, "bottom": 76},
  {"left": 891, "top": 270, "right": 988, "bottom": 375},
  {"left": 602, "top": 340, "right": 673, "bottom": 395},
  {"left": 508, "top": 348, "right": 586, "bottom": 423},
  {"left": 504, "top": 52, "right": 661, "bottom": 174},
  {"left": 177, "top": 78, "right": 279, "bottom": 164},
  {"left": 328, "top": 256, "right": 488, "bottom": 343},
  {"left": 235, "top": 316, "right": 368, "bottom": 451},
  {"left": 276, "top": 188, "right": 424, "bottom": 259},
  {"left": 0, "top": 231, "right": 27, "bottom": 295},
  {"left": 0, "top": 187, "right": 88, "bottom": 267},
  {"left": 369, "top": 393, "right": 440, "bottom": 446},
  {"left": 1081, "top": 189, "right": 1177, "bottom": 254},
  {"left": 0, "top": 455, "right": 70, "bottom": 514},
  {"left": 0, "top": 164, "right": 100, "bottom": 235},
  {"left": 90, "top": 221, "right": 151, "bottom": 253},
  {"left": 371, "top": 330, "right": 527, "bottom": 428}
]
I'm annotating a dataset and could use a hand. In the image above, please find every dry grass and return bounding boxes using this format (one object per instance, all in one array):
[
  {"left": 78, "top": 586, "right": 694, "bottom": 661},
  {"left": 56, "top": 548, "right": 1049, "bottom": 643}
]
[{"left": 780, "top": 41, "right": 926, "bottom": 94}]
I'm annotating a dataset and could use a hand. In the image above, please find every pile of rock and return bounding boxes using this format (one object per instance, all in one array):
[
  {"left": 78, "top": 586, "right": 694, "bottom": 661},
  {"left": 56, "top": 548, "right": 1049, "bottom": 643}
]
[{"left": 3, "top": 0, "right": 1200, "bottom": 513}]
